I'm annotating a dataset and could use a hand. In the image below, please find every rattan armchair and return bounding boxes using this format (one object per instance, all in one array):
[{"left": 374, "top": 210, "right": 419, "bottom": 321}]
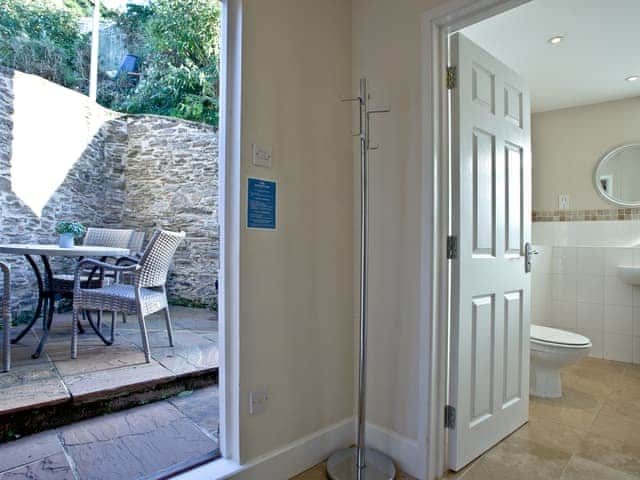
[
  {"left": 52, "top": 228, "right": 134, "bottom": 293},
  {"left": 71, "top": 229, "right": 185, "bottom": 362},
  {"left": 1, "top": 262, "right": 10, "bottom": 372},
  {"left": 127, "top": 231, "right": 146, "bottom": 258}
]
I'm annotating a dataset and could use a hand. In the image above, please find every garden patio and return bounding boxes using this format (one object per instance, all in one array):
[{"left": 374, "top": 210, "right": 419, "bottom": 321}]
[
  {"left": 0, "top": 0, "right": 222, "bottom": 477},
  {"left": 0, "top": 44, "right": 220, "bottom": 474},
  {"left": 1, "top": 306, "right": 218, "bottom": 439}
]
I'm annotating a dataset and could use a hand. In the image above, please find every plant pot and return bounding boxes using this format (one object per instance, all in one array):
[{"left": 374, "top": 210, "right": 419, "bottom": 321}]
[{"left": 58, "top": 233, "right": 75, "bottom": 248}]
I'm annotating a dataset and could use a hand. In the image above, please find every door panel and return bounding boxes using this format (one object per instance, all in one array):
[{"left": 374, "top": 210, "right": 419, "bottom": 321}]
[
  {"left": 448, "top": 33, "right": 532, "bottom": 471},
  {"left": 505, "top": 143, "right": 523, "bottom": 256},
  {"left": 472, "top": 128, "right": 496, "bottom": 256}
]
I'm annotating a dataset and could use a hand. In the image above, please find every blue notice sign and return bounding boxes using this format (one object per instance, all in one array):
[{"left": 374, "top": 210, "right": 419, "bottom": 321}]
[{"left": 247, "top": 177, "right": 277, "bottom": 230}]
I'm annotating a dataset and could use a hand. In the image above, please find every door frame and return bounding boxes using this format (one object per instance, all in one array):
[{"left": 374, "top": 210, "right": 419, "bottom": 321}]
[
  {"left": 218, "top": 0, "right": 242, "bottom": 465},
  {"left": 421, "top": 1, "right": 531, "bottom": 478}
]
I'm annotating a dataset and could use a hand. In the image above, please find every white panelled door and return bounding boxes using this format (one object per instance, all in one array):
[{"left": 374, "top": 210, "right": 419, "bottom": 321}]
[{"left": 448, "top": 33, "right": 532, "bottom": 471}]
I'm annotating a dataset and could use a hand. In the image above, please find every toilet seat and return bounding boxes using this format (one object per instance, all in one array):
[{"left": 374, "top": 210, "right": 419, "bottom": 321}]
[{"left": 531, "top": 325, "right": 591, "bottom": 347}]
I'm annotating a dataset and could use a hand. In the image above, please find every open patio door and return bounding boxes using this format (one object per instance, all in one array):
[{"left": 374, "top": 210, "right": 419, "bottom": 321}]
[{"left": 447, "top": 33, "right": 531, "bottom": 471}]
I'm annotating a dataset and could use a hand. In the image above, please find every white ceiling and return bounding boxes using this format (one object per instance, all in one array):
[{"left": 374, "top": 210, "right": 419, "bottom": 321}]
[{"left": 461, "top": 0, "right": 640, "bottom": 113}]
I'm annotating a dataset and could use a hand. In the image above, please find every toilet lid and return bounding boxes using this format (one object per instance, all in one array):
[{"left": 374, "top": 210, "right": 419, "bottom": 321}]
[{"left": 531, "top": 325, "right": 591, "bottom": 346}]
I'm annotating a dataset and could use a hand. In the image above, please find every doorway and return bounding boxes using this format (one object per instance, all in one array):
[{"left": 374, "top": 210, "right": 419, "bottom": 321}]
[{"left": 427, "top": 1, "right": 640, "bottom": 478}]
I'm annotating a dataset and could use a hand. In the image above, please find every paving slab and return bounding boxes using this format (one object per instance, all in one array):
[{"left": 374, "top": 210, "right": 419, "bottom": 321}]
[
  {"left": 0, "top": 365, "right": 69, "bottom": 414},
  {"left": 153, "top": 342, "right": 219, "bottom": 376},
  {"left": 60, "top": 402, "right": 215, "bottom": 480},
  {"left": 63, "top": 362, "right": 175, "bottom": 402},
  {"left": 0, "top": 432, "right": 63, "bottom": 473},
  {"left": 50, "top": 344, "right": 148, "bottom": 377},
  {"left": 169, "top": 386, "right": 219, "bottom": 436},
  {"left": 0, "top": 453, "right": 74, "bottom": 480}
]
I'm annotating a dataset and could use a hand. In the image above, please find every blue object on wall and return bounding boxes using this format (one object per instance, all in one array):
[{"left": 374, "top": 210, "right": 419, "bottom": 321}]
[
  {"left": 117, "top": 54, "right": 140, "bottom": 85},
  {"left": 247, "top": 178, "right": 277, "bottom": 230}
]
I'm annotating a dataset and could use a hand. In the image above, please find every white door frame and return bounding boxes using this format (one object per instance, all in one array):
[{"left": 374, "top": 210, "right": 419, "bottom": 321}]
[
  {"left": 218, "top": 0, "right": 243, "bottom": 465},
  {"left": 421, "top": 1, "right": 531, "bottom": 478}
]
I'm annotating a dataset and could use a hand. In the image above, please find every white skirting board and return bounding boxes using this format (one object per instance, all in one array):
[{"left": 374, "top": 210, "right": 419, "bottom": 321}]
[
  {"left": 178, "top": 417, "right": 355, "bottom": 480},
  {"left": 225, "top": 417, "right": 355, "bottom": 479},
  {"left": 176, "top": 418, "right": 426, "bottom": 480},
  {"left": 364, "top": 422, "right": 426, "bottom": 480}
]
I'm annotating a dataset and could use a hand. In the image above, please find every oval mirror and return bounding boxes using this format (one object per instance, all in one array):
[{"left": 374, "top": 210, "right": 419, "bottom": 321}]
[{"left": 594, "top": 144, "right": 640, "bottom": 206}]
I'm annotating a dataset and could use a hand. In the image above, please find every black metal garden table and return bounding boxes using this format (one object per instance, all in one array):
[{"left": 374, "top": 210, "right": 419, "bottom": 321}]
[{"left": 0, "top": 244, "right": 129, "bottom": 358}]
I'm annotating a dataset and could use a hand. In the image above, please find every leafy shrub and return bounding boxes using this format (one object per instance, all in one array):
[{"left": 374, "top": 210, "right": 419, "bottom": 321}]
[
  {"left": 102, "top": 0, "right": 221, "bottom": 127},
  {"left": 0, "top": 0, "right": 90, "bottom": 92},
  {"left": 0, "top": 0, "right": 220, "bottom": 127}
]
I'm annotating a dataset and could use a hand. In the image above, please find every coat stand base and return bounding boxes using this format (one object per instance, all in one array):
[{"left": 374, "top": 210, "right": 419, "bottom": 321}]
[{"left": 327, "top": 448, "right": 396, "bottom": 480}]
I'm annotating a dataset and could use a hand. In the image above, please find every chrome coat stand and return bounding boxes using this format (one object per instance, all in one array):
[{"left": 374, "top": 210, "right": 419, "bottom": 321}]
[{"left": 327, "top": 79, "right": 395, "bottom": 480}]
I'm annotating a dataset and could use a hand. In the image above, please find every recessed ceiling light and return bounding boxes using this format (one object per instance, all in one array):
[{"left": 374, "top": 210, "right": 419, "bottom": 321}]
[
  {"left": 626, "top": 75, "right": 640, "bottom": 82},
  {"left": 548, "top": 35, "right": 564, "bottom": 45}
]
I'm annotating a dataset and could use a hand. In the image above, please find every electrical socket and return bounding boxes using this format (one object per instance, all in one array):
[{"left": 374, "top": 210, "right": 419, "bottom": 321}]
[
  {"left": 249, "top": 390, "right": 269, "bottom": 415},
  {"left": 559, "top": 194, "right": 570, "bottom": 210}
]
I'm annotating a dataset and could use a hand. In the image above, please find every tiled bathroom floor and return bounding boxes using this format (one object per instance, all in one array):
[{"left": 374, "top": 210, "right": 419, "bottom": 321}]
[
  {"left": 295, "top": 357, "right": 640, "bottom": 480},
  {"left": 447, "top": 356, "right": 640, "bottom": 480}
]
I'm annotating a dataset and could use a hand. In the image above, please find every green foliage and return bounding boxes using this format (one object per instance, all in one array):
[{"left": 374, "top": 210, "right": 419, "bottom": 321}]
[
  {"left": 55, "top": 221, "right": 86, "bottom": 238},
  {"left": 0, "top": 0, "right": 90, "bottom": 92},
  {"left": 102, "top": 0, "right": 221, "bottom": 127},
  {"left": 0, "top": 0, "right": 220, "bottom": 127},
  {"left": 169, "top": 296, "right": 217, "bottom": 312},
  {"left": 62, "top": 0, "right": 92, "bottom": 17}
]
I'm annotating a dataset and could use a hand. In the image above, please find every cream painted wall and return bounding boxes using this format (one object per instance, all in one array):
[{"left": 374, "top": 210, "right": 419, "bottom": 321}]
[
  {"left": 352, "top": 0, "right": 447, "bottom": 447},
  {"left": 239, "top": 0, "right": 355, "bottom": 462},
  {"left": 532, "top": 96, "right": 640, "bottom": 211}
]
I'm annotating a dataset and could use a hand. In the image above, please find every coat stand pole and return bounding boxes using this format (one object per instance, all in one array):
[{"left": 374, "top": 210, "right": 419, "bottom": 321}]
[{"left": 327, "top": 79, "right": 395, "bottom": 480}]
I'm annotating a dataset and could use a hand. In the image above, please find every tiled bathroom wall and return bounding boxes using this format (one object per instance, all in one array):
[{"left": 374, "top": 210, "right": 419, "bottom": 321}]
[{"left": 532, "top": 220, "right": 640, "bottom": 363}]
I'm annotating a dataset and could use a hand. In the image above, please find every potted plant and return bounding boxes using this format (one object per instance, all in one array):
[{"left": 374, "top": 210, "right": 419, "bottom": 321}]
[{"left": 55, "top": 222, "right": 86, "bottom": 248}]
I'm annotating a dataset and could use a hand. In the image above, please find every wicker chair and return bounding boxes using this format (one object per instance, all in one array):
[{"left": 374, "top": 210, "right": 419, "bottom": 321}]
[
  {"left": 127, "top": 231, "right": 146, "bottom": 257},
  {"left": 71, "top": 229, "right": 185, "bottom": 362},
  {"left": 115, "top": 231, "right": 146, "bottom": 323},
  {"left": 1, "top": 262, "right": 10, "bottom": 372},
  {"left": 52, "top": 228, "right": 134, "bottom": 293}
]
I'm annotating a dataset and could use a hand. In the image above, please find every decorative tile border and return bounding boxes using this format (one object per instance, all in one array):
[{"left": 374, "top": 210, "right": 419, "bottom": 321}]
[{"left": 533, "top": 208, "right": 640, "bottom": 222}]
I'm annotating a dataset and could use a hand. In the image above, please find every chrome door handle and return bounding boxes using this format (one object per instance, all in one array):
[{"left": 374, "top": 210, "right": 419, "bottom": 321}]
[{"left": 525, "top": 242, "right": 538, "bottom": 274}]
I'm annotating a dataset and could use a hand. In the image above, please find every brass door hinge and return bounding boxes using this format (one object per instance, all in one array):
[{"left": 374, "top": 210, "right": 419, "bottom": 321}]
[
  {"left": 447, "top": 66, "right": 457, "bottom": 89},
  {"left": 445, "top": 405, "right": 456, "bottom": 429},
  {"left": 447, "top": 235, "right": 457, "bottom": 260}
]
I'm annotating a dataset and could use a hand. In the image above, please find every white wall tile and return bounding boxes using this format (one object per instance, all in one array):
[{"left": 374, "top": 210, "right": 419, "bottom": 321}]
[
  {"left": 550, "top": 300, "right": 577, "bottom": 330},
  {"left": 553, "top": 223, "right": 570, "bottom": 246},
  {"left": 604, "top": 276, "right": 633, "bottom": 306},
  {"left": 551, "top": 274, "right": 577, "bottom": 302},
  {"left": 576, "top": 247, "right": 605, "bottom": 274},
  {"left": 604, "top": 305, "right": 633, "bottom": 335},
  {"left": 605, "top": 248, "right": 633, "bottom": 276},
  {"left": 576, "top": 275, "right": 604, "bottom": 304},
  {"left": 604, "top": 333, "right": 633, "bottom": 363},
  {"left": 532, "top": 245, "right": 552, "bottom": 274},
  {"left": 633, "top": 307, "right": 640, "bottom": 336},
  {"left": 577, "top": 302, "right": 604, "bottom": 331},
  {"left": 552, "top": 247, "right": 577, "bottom": 274},
  {"left": 634, "top": 337, "right": 640, "bottom": 364},
  {"left": 532, "top": 223, "right": 554, "bottom": 245},
  {"left": 575, "top": 327, "right": 603, "bottom": 358},
  {"left": 633, "top": 286, "right": 640, "bottom": 307}
]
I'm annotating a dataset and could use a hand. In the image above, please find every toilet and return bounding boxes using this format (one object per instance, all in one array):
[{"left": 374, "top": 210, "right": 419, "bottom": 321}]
[{"left": 530, "top": 325, "right": 592, "bottom": 398}]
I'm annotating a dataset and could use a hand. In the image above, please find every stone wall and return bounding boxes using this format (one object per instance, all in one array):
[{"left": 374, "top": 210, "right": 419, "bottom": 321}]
[
  {"left": 121, "top": 116, "right": 219, "bottom": 305},
  {"left": 0, "top": 67, "right": 219, "bottom": 313}
]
